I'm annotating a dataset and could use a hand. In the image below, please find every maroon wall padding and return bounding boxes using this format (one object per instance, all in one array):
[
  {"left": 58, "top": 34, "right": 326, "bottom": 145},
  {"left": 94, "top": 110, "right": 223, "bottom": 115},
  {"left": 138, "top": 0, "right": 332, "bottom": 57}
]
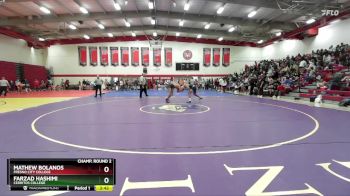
[
  {"left": 23, "top": 64, "right": 47, "bottom": 86},
  {"left": 0, "top": 61, "right": 17, "bottom": 81}
]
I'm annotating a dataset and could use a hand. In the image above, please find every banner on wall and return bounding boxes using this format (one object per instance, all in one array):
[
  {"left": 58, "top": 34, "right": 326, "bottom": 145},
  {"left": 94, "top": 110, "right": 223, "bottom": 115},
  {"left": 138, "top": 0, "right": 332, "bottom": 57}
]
[
  {"left": 222, "top": 48, "right": 230, "bottom": 67},
  {"left": 89, "top": 46, "right": 98, "bottom": 66},
  {"left": 121, "top": 47, "right": 129, "bottom": 66},
  {"left": 213, "top": 48, "right": 220, "bottom": 67},
  {"left": 99, "top": 46, "right": 109, "bottom": 66},
  {"left": 203, "top": 48, "right": 211, "bottom": 67},
  {"left": 153, "top": 48, "right": 161, "bottom": 67},
  {"left": 164, "top": 48, "right": 172, "bottom": 67},
  {"left": 141, "top": 47, "right": 149, "bottom": 67},
  {"left": 131, "top": 47, "right": 139, "bottom": 66},
  {"left": 110, "top": 47, "right": 119, "bottom": 66},
  {"left": 78, "top": 46, "right": 87, "bottom": 66}
]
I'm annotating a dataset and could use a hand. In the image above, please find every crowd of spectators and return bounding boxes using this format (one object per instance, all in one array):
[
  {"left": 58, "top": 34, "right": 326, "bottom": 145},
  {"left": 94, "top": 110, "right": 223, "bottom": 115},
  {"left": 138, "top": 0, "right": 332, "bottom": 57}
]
[
  {"left": 223, "top": 43, "right": 350, "bottom": 99},
  {"left": 4, "top": 78, "right": 54, "bottom": 93}
]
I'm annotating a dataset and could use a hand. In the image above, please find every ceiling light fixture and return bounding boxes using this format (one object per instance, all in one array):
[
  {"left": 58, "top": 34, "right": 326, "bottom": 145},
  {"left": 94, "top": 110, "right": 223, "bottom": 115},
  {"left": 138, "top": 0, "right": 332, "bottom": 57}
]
[
  {"left": 248, "top": 10, "right": 257, "bottom": 18},
  {"left": 148, "top": 1, "right": 154, "bottom": 9},
  {"left": 179, "top": 20, "right": 184, "bottom": 26},
  {"left": 197, "top": 34, "right": 202, "bottom": 39},
  {"left": 153, "top": 32, "right": 157, "bottom": 37},
  {"left": 38, "top": 38, "right": 45, "bottom": 41},
  {"left": 125, "top": 20, "right": 131, "bottom": 27},
  {"left": 84, "top": 34, "right": 90, "bottom": 39},
  {"left": 131, "top": 32, "right": 136, "bottom": 37},
  {"left": 97, "top": 23, "right": 105, "bottom": 29},
  {"left": 217, "top": 6, "right": 225, "bottom": 14},
  {"left": 79, "top": 6, "right": 88, "bottom": 14},
  {"left": 108, "top": 33, "right": 113, "bottom": 37},
  {"left": 125, "top": 0, "right": 128, "bottom": 5},
  {"left": 276, "top": 32, "right": 282, "bottom": 36},
  {"left": 306, "top": 18, "right": 316, "bottom": 24},
  {"left": 184, "top": 1, "right": 190, "bottom": 11},
  {"left": 228, "top": 26, "right": 236, "bottom": 32},
  {"left": 176, "top": 32, "right": 180, "bottom": 36},
  {"left": 257, "top": 40, "right": 264, "bottom": 44},
  {"left": 204, "top": 23, "right": 210, "bottom": 29},
  {"left": 39, "top": 6, "right": 51, "bottom": 14},
  {"left": 218, "top": 37, "right": 223, "bottom": 41},
  {"left": 113, "top": 1, "right": 121, "bottom": 10},
  {"left": 151, "top": 18, "right": 156, "bottom": 25},
  {"left": 69, "top": 24, "right": 77, "bottom": 30}
]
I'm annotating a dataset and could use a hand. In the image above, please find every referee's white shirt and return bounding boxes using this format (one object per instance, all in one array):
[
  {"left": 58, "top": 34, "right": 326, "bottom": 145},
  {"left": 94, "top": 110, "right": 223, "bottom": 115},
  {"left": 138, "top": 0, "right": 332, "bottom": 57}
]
[{"left": 0, "top": 79, "right": 9, "bottom": 87}]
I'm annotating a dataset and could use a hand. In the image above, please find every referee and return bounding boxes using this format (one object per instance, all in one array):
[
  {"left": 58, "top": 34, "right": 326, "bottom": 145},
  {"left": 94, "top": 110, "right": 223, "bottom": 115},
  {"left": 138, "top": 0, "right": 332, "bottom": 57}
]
[
  {"left": 94, "top": 75, "right": 103, "bottom": 97},
  {"left": 0, "top": 76, "right": 10, "bottom": 97},
  {"left": 138, "top": 73, "right": 148, "bottom": 98}
]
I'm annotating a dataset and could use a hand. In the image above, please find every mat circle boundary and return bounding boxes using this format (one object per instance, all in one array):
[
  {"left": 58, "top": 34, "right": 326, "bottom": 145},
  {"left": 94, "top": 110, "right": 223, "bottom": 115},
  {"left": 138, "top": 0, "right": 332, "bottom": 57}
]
[{"left": 31, "top": 98, "right": 320, "bottom": 155}]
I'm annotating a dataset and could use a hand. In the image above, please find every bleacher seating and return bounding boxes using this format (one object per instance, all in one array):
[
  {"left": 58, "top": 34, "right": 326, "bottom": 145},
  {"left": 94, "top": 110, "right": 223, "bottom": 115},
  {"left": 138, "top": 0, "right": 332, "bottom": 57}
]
[{"left": 299, "top": 66, "right": 350, "bottom": 102}]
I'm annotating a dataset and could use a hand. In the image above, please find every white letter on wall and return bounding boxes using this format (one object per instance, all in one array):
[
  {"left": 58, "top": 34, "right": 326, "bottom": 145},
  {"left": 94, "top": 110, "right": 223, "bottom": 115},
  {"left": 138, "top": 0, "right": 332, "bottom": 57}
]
[
  {"left": 120, "top": 175, "right": 195, "bottom": 196},
  {"left": 224, "top": 164, "right": 322, "bottom": 196}
]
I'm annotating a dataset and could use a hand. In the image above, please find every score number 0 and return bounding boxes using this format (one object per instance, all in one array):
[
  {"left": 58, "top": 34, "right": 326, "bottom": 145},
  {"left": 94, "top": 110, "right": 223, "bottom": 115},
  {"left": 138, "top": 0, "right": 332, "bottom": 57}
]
[{"left": 103, "top": 166, "right": 110, "bottom": 184}]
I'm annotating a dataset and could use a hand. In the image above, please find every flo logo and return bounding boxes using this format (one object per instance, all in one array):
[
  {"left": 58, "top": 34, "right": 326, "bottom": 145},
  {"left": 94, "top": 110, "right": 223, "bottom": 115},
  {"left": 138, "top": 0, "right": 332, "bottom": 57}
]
[
  {"left": 140, "top": 103, "right": 210, "bottom": 115},
  {"left": 321, "top": 9, "right": 339, "bottom": 16},
  {"left": 158, "top": 104, "right": 187, "bottom": 112}
]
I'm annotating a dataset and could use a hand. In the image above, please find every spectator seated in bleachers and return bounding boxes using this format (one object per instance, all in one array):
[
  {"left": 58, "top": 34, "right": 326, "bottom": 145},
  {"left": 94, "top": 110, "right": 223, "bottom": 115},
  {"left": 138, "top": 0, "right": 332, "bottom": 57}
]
[
  {"left": 329, "top": 72, "right": 345, "bottom": 90},
  {"left": 64, "top": 80, "right": 70, "bottom": 89},
  {"left": 40, "top": 80, "right": 46, "bottom": 90},
  {"left": 341, "top": 75, "right": 350, "bottom": 90},
  {"left": 339, "top": 98, "right": 350, "bottom": 107},
  {"left": 15, "top": 79, "right": 24, "bottom": 93},
  {"left": 33, "top": 79, "right": 40, "bottom": 91},
  {"left": 47, "top": 79, "right": 53, "bottom": 91}
]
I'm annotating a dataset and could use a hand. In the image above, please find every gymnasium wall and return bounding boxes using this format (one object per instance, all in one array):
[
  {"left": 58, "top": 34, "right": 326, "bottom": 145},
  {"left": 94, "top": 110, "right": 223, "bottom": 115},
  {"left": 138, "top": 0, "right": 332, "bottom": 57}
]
[
  {"left": 46, "top": 41, "right": 261, "bottom": 84},
  {"left": 0, "top": 34, "right": 47, "bottom": 83},
  {"left": 2, "top": 17, "right": 349, "bottom": 85},
  {"left": 0, "top": 34, "right": 46, "bottom": 66},
  {"left": 262, "top": 17, "right": 350, "bottom": 59}
]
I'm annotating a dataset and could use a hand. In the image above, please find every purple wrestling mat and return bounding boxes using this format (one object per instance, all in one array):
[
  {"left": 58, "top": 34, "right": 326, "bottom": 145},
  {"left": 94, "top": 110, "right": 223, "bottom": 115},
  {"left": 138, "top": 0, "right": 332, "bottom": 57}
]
[{"left": 0, "top": 95, "right": 350, "bottom": 195}]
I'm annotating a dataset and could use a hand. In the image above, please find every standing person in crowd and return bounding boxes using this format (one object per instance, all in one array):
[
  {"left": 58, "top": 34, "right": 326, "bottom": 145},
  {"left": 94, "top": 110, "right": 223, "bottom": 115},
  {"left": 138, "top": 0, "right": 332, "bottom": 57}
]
[
  {"left": 23, "top": 79, "right": 30, "bottom": 92},
  {"left": 78, "top": 81, "right": 82, "bottom": 91},
  {"left": 119, "top": 80, "right": 124, "bottom": 91},
  {"left": 94, "top": 75, "right": 103, "bottom": 97},
  {"left": 249, "top": 74, "right": 257, "bottom": 95},
  {"left": 15, "top": 79, "right": 23, "bottom": 93},
  {"left": 40, "top": 80, "right": 46, "bottom": 90},
  {"left": 219, "top": 77, "right": 227, "bottom": 93},
  {"left": 138, "top": 73, "right": 148, "bottom": 98},
  {"left": 257, "top": 74, "right": 266, "bottom": 98},
  {"left": 33, "top": 79, "right": 40, "bottom": 91},
  {"left": 60, "top": 79, "right": 65, "bottom": 89},
  {"left": 9, "top": 80, "right": 15, "bottom": 91},
  {"left": 64, "top": 79, "right": 70, "bottom": 89},
  {"left": 0, "top": 76, "right": 10, "bottom": 97},
  {"left": 47, "top": 78, "right": 53, "bottom": 91}
]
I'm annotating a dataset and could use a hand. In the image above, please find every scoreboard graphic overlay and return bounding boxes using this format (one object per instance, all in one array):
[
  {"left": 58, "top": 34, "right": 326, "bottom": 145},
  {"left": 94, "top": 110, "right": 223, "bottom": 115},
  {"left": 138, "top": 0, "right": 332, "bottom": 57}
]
[{"left": 8, "top": 158, "right": 115, "bottom": 192}]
